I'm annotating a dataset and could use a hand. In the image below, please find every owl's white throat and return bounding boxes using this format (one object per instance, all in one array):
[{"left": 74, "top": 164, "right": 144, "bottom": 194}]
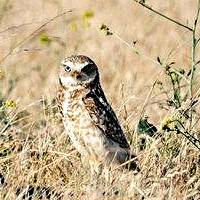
[
  {"left": 60, "top": 76, "right": 77, "bottom": 86},
  {"left": 60, "top": 75, "right": 97, "bottom": 88}
]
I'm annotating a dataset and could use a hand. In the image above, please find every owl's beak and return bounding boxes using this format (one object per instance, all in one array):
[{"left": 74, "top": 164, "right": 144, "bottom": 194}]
[{"left": 76, "top": 72, "right": 84, "bottom": 80}]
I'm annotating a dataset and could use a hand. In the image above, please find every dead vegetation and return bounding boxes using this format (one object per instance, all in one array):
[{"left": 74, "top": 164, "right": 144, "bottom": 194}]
[{"left": 0, "top": 0, "right": 200, "bottom": 199}]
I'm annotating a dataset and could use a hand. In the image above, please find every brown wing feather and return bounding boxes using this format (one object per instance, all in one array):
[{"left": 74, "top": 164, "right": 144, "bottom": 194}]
[{"left": 83, "top": 83, "right": 130, "bottom": 149}]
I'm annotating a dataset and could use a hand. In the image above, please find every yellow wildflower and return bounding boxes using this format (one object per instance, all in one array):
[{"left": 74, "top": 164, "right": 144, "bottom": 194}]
[
  {"left": 0, "top": 69, "right": 3, "bottom": 79},
  {"left": 39, "top": 33, "right": 51, "bottom": 45},
  {"left": 82, "top": 10, "right": 94, "bottom": 18},
  {"left": 162, "top": 118, "right": 173, "bottom": 131},
  {"left": 70, "top": 23, "right": 77, "bottom": 32},
  {"left": 6, "top": 99, "right": 17, "bottom": 108}
]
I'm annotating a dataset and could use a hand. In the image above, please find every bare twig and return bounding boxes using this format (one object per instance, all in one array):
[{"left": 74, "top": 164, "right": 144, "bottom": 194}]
[
  {"left": 195, "top": 59, "right": 200, "bottom": 66},
  {"left": 132, "top": 0, "right": 193, "bottom": 32},
  {"left": 190, "top": 0, "right": 200, "bottom": 97},
  {"left": 0, "top": 21, "right": 45, "bottom": 34},
  {"left": 0, "top": 9, "right": 74, "bottom": 64},
  {"left": 196, "top": 36, "right": 200, "bottom": 45},
  {"left": 113, "top": 33, "right": 159, "bottom": 66},
  {"left": 189, "top": 0, "right": 200, "bottom": 130},
  {"left": 139, "top": 74, "right": 161, "bottom": 117},
  {"left": 176, "top": 120, "right": 200, "bottom": 149}
]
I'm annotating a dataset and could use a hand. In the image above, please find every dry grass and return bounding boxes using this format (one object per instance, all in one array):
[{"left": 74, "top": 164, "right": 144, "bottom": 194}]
[{"left": 0, "top": 0, "right": 200, "bottom": 199}]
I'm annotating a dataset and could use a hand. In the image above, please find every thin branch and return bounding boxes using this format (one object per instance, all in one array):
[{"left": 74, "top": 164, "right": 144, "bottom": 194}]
[
  {"left": 132, "top": 0, "right": 193, "bottom": 32},
  {"left": 179, "top": 130, "right": 200, "bottom": 149},
  {"left": 195, "top": 59, "right": 200, "bottom": 66},
  {"left": 189, "top": 0, "right": 200, "bottom": 130},
  {"left": 113, "top": 33, "right": 159, "bottom": 66},
  {"left": 176, "top": 120, "right": 200, "bottom": 149},
  {"left": 139, "top": 75, "right": 160, "bottom": 117},
  {"left": 190, "top": 0, "right": 200, "bottom": 97},
  {"left": 0, "top": 9, "right": 74, "bottom": 64},
  {"left": 196, "top": 36, "right": 200, "bottom": 45},
  {"left": 0, "top": 21, "right": 45, "bottom": 34}
]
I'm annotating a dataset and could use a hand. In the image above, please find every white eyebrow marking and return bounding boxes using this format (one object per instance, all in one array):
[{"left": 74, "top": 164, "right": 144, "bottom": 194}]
[
  {"left": 61, "top": 61, "right": 74, "bottom": 68},
  {"left": 61, "top": 60, "right": 89, "bottom": 70}
]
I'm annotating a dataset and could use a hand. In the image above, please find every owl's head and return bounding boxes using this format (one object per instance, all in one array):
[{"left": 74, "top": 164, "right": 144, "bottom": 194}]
[{"left": 59, "top": 55, "right": 99, "bottom": 87}]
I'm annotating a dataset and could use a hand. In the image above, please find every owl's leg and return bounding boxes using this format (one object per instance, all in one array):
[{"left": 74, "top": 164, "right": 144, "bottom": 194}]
[
  {"left": 89, "top": 160, "right": 113, "bottom": 184},
  {"left": 91, "top": 159, "right": 111, "bottom": 183},
  {"left": 89, "top": 161, "right": 103, "bottom": 180},
  {"left": 89, "top": 161, "right": 95, "bottom": 177},
  {"left": 103, "top": 167, "right": 110, "bottom": 182}
]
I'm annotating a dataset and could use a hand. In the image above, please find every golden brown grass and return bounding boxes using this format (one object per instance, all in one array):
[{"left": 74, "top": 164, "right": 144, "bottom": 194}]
[{"left": 0, "top": 0, "right": 200, "bottom": 199}]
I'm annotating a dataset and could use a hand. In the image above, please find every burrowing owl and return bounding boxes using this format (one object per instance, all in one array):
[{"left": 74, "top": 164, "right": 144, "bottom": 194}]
[{"left": 58, "top": 55, "right": 136, "bottom": 172}]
